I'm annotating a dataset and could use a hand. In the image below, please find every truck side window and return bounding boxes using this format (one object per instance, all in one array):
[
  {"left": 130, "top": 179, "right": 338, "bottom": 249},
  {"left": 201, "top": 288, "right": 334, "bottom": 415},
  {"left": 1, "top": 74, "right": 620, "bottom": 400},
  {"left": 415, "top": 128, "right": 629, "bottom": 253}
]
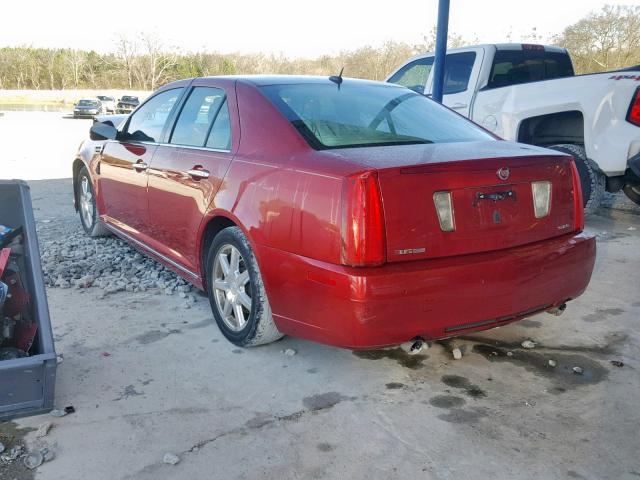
[
  {"left": 388, "top": 57, "right": 434, "bottom": 94},
  {"left": 487, "top": 50, "right": 574, "bottom": 89},
  {"left": 443, "top": 52, "right": 476, "bottom": 95}
]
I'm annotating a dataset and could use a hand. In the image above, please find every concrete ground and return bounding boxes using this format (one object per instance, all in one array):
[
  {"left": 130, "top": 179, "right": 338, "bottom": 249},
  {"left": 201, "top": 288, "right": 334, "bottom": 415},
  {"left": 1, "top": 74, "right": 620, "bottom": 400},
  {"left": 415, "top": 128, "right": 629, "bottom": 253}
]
[{"left": 1, "top": 112, "right": 640, "bottom": 480}]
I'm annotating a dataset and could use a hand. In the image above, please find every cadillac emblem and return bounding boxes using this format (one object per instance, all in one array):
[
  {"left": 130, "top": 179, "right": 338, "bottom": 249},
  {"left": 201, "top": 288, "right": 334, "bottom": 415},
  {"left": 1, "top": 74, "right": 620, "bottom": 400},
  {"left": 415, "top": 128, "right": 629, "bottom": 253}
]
[{"left": 497, "top": 167, "right": 510, "bottom": 181}]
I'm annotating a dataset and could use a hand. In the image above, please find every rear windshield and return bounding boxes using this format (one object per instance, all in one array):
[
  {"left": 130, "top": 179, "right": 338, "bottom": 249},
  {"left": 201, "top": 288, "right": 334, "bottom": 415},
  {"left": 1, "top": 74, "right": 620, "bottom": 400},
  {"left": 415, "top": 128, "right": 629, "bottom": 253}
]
[
  {"left": 261, "top": 82, "right": 494, "bottom": 150},
  {"left": 78, "top": 100, "right": 99, "bottom": 106},
  {"left": 487, "top": 50, "right": 574, "bottom": 89},
  {"left": 121, "top": 96, "right": 138, "bottom": 102}
]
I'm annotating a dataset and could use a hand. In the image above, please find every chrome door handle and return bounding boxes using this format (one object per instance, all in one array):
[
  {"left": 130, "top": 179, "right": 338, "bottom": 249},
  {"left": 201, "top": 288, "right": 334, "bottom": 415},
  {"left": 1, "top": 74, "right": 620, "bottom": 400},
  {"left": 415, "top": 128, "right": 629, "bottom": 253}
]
[
  {"left": 187, "top": 169, "right": 210, "bottom": 179},
  {"left": 132, "top": 162, "right": 148, "bottom": 171},
  {"left": 451, "top": 102, "right": 468, "bottom": 110}
]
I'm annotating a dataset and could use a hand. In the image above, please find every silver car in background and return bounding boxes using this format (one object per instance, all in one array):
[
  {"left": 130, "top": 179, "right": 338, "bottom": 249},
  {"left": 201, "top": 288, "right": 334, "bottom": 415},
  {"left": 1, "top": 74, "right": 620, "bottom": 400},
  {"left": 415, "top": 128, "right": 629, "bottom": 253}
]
[{"left": 73, "top": 99, "right": 103, "bottom": 118}]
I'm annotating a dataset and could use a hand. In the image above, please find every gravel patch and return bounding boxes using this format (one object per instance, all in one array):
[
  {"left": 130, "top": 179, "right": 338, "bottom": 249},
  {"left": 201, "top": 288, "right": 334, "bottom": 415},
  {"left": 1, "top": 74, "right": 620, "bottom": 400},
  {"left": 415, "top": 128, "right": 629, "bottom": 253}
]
[{"left": 38, "top": 228, "right": 198, "bottom": 304}]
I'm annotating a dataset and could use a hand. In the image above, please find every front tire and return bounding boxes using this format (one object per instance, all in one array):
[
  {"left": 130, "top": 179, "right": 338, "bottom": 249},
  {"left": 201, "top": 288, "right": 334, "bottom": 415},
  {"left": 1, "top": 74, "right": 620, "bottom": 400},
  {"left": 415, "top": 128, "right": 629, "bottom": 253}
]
[
  {"left": 76, "top": 167, "right": 110, "bottom": 237},
  {"left": 548, "top": 144, "right": 605, "bottom": 215},
  {"left": 623, "top": 184, "right": 640, "bottom": 206},
  {"left": 206, "top": 226, "right": 283, "bottom": 347}
]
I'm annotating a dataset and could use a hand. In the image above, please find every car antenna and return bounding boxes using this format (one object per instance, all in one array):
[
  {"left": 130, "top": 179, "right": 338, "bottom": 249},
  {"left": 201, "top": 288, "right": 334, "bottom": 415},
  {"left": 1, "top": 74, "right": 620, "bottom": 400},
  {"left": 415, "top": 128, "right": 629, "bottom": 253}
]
[{"left": 329, "top": 67, "right": 344, "bottom": 89}]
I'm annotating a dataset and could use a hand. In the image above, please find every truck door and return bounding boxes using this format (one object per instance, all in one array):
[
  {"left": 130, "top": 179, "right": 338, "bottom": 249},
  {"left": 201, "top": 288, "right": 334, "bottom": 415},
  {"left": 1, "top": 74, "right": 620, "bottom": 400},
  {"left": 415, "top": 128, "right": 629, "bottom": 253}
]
[
  {"left": 387, "top": 56, "right": 434, "bottom": 95},
  {"left": 436, "top": 50, "right": 484, "bottom": 117}
]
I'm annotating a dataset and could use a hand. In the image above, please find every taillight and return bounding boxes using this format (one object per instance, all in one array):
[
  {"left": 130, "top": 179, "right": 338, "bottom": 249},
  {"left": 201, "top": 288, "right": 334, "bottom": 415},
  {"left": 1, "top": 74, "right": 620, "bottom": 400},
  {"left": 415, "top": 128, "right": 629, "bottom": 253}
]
[
  {"left": 569, "top": 159, "right": 584, "bottom": 232},
  {"left": 531, "top": 181, "right": 552, "bottom": 218},
  {"left": 341, "top": 171, "right": 386, "bottom": 266},
  {"left": 627, "top": 87, "right": 640, "bottom": 127},
  {"left": 433, "top": 191, "right": 455, "bottom": 231}
]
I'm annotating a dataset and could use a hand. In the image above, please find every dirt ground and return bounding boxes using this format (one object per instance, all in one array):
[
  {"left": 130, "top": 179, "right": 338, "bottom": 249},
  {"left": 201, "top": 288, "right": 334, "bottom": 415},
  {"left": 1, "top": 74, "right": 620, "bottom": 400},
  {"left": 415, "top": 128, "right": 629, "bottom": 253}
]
[{"left": 1, "top": 112, "right": 640, "bottom": 480}]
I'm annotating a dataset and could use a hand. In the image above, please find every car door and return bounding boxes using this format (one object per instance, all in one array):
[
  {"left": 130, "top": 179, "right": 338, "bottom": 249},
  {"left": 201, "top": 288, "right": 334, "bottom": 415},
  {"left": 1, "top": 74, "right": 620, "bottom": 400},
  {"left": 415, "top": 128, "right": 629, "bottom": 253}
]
[
  {"left": 146, "top": 80, "right": 238, "bottom": 274},
  {"left": 98, "top": 87, "right": 185, "bottom": 240}
]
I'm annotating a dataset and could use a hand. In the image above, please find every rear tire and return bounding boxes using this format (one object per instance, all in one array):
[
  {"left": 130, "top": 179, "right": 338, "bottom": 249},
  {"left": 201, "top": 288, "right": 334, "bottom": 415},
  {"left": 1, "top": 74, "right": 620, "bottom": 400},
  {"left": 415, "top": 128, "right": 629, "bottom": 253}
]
[
  {"left": 623, "top": 184, "right": 640, "bottom": 206},
  {"left": 76, "top": 167, "right": 110, "bottom": 237},
  {"left": 206, "top": 226, "right": 283, "bottom": 347},
  {"left": 548, "top": 144, "right": 605, "bottom": 215}
]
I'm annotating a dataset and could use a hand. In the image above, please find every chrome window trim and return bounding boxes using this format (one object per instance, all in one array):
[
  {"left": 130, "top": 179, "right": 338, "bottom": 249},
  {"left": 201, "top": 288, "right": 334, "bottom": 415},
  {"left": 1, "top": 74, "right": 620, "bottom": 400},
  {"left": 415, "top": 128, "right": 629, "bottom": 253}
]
[{"left": 157, "top": 142, "right": 231, "bottom": 154}]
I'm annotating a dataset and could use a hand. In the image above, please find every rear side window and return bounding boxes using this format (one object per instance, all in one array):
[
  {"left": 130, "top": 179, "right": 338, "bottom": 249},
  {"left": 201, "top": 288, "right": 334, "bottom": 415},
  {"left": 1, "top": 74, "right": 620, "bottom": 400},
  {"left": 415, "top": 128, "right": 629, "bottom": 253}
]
[
  {"left": 171, "top": 87, "right": 226, "bottom": 147},
  {"left": 487, "top": 50, "right": 574, "bottom": 89},
  {"left": 205, "top": 99, "right": 231, "bottom": 150},
  {"left": 388, "top": 57, "right": 434, "bottom": 94},
  {"left": 125, "top": 89, "right": 183, "bottom": 142}
]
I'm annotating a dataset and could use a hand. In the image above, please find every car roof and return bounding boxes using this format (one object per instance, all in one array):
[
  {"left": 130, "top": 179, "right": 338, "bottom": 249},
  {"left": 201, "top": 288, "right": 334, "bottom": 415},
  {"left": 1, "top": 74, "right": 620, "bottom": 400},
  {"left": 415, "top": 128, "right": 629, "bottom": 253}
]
[{"left": 174, "top": 75, "right": 403, "bottom": 88}]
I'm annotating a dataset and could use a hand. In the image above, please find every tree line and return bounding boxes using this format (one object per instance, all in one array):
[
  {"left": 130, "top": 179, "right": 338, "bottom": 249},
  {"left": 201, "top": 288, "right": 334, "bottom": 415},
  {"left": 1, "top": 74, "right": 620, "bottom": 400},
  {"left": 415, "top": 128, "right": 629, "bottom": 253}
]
[{"left": 0, "top": 5, "right": 637, "bottom": 91}]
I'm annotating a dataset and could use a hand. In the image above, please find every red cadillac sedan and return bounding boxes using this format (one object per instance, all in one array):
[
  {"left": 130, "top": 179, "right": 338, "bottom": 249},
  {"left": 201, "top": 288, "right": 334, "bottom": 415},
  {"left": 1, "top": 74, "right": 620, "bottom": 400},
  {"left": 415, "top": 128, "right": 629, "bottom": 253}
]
[{"left": 74, "top": 75, "right": 596, "bottom": 349}]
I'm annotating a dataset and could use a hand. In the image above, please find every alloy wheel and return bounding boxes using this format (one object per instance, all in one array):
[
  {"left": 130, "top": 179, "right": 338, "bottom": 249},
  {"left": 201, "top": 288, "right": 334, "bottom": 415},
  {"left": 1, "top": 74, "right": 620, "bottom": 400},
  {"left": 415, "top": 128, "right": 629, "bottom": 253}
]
[
  {"left": 79, "top": 175, "right": 95, "bottom": 228},
  {"left": 212, "top": 244, "right": 253, "bottom": 332}
]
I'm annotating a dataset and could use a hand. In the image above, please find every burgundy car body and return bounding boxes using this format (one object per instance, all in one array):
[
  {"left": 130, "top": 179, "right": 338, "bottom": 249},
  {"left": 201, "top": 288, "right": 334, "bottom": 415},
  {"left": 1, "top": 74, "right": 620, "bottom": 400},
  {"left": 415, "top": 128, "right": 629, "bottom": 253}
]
[{"left": 74, "top": 76, "right": 596, "bottom": 349}]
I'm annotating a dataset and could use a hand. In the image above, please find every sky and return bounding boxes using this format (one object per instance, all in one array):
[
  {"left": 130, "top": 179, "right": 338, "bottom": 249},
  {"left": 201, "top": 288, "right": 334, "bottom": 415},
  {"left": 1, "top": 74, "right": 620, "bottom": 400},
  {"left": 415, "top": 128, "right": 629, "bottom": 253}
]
[{"left": 1, "top": 0, "right": 636, "bottom": 57}]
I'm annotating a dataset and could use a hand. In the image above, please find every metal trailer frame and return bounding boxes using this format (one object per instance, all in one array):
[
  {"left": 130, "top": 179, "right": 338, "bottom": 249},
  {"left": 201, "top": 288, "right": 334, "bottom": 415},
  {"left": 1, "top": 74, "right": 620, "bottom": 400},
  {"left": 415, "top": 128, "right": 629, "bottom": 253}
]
[{"left": 0, "top": 180, "right": 56, "bottom": 420}]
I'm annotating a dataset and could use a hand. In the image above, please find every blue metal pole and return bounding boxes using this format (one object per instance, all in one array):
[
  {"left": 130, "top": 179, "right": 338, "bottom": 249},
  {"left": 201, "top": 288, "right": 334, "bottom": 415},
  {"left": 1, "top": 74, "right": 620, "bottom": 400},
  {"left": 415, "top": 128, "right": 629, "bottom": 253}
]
[{"left": 432, "top": 0, "right": 450, "bottom": 103}]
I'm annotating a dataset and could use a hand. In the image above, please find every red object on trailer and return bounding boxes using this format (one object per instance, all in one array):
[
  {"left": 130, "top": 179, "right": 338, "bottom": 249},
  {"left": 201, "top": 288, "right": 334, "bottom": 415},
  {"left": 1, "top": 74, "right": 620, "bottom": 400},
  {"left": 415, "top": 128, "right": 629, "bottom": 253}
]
[{"left": 0, "top": 248, "right": 10, "bottom": 277}]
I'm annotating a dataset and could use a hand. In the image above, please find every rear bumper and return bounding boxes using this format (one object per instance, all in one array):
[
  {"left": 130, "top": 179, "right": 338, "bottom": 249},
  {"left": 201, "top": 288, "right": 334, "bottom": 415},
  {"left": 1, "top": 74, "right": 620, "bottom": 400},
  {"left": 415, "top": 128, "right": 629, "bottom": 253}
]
[{"left": 258, "top": 232, "right": 596, "bottom": 349}]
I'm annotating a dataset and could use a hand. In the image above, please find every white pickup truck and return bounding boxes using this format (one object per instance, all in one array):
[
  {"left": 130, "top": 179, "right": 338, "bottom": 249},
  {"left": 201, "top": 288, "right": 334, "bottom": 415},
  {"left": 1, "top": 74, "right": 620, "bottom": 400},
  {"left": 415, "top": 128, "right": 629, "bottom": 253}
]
[{"left": 387, "top": 44, "right": 640, "bottom": 213}]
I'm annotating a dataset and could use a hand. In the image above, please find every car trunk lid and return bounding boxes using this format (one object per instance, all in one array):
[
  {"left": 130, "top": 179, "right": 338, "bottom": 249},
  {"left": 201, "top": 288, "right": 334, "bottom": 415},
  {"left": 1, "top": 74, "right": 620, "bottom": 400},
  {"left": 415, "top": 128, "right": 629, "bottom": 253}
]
[{"left": 375, "top": 150, "right": 578, "bottom": 262}]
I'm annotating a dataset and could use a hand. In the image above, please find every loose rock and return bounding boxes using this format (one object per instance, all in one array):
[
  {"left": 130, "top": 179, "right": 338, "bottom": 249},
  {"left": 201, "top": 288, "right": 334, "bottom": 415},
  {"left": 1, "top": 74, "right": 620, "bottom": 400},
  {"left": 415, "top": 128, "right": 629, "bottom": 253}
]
[
  {"left": 521, "top": 340, "right": 536, "bottom": 349},
  {"left": 163, "top": 452, "right": 180, "bottom": 465},
  {"left": 611, "top": 360, "right": 624, "bottom": 367},
  {"left": 23, "top": 451, "right": 44, "bottom": 469},
  {"left": 452, "top": 347, "right": 463, "bottom": 360},
  {"left": 282, "top": 348, "right": 297, "bottom": 356},
  {"left": 36, "top": 421, "right": 52, "bottom": 438},
  {"left": 572, "top": 366, "right": 584, "bottom": 375},
  {"left": 548, "top": 359, "right": 557, "bottom": 367},
  {"left": 49, "top": 408, "right": 67, "bottom": 417}
]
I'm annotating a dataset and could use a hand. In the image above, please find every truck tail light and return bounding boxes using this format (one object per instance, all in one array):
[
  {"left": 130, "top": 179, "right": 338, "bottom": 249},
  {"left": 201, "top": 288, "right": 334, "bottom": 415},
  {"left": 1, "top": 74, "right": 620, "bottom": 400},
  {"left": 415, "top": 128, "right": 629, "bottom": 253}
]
[
  {"left": 569, "top": 159, "right": 585, "bottom": 232},
  {"left": 627, "top": 87, "right": 640, "bottom": 127},
  {"left": 433, "top": 191, "right": 455, "bottom": 231},
  {"left": 531, "top": 181, "right": 552, "bottom": 218},
  {"left": 341, "top": 171, "right": 386, "bottom": 267}
]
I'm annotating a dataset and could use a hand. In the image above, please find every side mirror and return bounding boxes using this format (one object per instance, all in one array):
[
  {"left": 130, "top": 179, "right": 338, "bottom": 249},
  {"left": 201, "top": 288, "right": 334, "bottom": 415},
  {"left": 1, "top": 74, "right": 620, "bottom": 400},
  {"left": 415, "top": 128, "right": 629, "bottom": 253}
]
[{"left": 90, "top": 122, "right": 118, "bottom": 141}]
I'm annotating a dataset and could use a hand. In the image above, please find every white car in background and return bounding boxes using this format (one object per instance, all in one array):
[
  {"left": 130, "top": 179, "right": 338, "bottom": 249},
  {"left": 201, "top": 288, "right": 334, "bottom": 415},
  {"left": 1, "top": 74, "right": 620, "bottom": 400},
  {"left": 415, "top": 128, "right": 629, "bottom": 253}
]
[
  {"left": 96, "top": 95, "right": 116, "bottom": 114},
  {"left": 387, "top": 44, "right": 640, "bottom": 212}
]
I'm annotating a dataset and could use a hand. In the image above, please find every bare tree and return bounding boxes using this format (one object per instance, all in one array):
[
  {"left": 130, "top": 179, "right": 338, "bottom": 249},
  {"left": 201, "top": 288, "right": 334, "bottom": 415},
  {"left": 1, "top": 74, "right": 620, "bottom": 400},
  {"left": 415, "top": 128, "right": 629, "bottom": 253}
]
[
  {"left": 134, "top": 34, "right": 177, "bottom": 90},
  {"left": 116, "top": 34, "right": 138, "bottom": 89},
  {"left": 65, "top": 49, "right": 87, "bottom": 88},
  {"left": 554, "top": 5, "right": 640, "bottom": 73}
]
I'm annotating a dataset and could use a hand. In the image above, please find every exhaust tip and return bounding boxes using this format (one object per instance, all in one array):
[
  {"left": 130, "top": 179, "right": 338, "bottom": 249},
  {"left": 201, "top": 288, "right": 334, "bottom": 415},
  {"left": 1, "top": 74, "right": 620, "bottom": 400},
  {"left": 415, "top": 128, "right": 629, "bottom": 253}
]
[
  {"left": 400, "top": 337, "right": 428, "bottom": 355},
  {"left": 547, "top": 303, "right": 567, "bottom": 317}
]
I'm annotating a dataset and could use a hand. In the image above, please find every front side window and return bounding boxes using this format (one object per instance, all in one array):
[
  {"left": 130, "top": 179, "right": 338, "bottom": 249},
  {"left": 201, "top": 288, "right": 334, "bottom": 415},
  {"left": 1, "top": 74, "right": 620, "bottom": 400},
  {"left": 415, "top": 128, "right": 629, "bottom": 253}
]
[
  {"left": 443, "top": 52, "right": 476, "bottom": 95},
  {"left": 125, "top": 88, "right": 183, "bottom": 143},
  {"left": 388, "top": 57, "right": 434, "bottom": 94},
  {"left": 261, "top": 82, "right": 494, "bottom": 150},
  {"left": 171, "top": 87, "right": 226, "bottom": 147}
]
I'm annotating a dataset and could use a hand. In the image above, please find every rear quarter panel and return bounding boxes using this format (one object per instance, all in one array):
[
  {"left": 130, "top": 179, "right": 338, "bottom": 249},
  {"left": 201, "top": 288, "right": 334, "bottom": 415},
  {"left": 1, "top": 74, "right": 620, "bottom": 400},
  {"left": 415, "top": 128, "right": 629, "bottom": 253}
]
[{"left": 198, "top": 82, "right": 347, "bottom": 278}]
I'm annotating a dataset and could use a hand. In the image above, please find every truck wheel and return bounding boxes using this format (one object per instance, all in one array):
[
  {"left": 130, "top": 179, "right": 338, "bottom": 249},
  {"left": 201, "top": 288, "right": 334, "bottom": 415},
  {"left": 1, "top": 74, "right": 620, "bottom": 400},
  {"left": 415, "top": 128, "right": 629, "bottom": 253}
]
[
  {"left": 76, "top": 167, "right": 110, "bottom": 237},
  {"left": 548, "top": 144, "right": 605, "bottom": 215},
  {"left": 623, "top": 184, "right": 640, "bottom": 206},
  {"left": 206, "top": 226, "right": 283, "bottom": 347}
]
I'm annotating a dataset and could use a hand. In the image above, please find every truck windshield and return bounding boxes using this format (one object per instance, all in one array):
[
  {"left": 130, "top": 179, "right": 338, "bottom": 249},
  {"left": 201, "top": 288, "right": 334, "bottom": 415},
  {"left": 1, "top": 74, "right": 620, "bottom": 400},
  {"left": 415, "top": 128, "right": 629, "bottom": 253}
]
[
  {"left": 487, "top": 50, "right": 574, "bottom": 89},
  {"left": 261, "top": 82, "right": 494, "bottom": 150}
]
